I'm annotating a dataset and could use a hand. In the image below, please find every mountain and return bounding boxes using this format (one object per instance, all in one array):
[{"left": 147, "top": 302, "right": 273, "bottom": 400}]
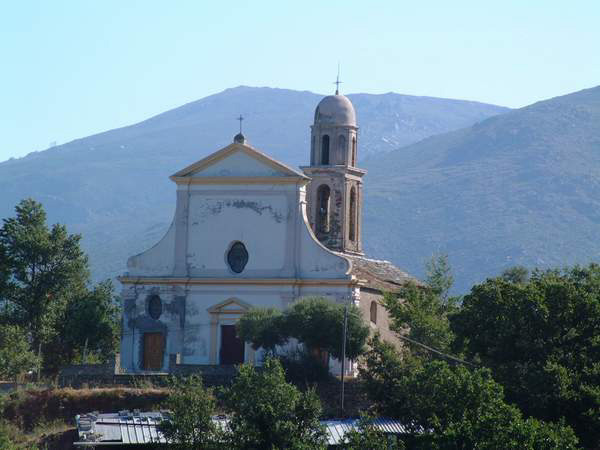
[
  {"left": 0, "top": 86, "right": 507, "bottom": 286},
  {"left": 363, "top": 85, "right": 600, "bottom": 292}
]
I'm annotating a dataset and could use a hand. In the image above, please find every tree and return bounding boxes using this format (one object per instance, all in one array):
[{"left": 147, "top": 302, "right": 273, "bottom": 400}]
[
  {"left": 236, "top": 308, "right": 286, "bottom": 354},
  {"left": 425, "top": 254, "right": 454, "bottom": 301},
  {"left": 0, "top": 325, "right": 39, "bottom": 381},
  {"left": 0, "top": 199, "right": 120, "bottom": 372},
  {"left": 383, "top": 255, "right": 458, "bottom": 354},
  {"left": 360, "top": 338, "right": 579, "bottom": 450},
  {"left": 283, "top": 297, "right": 369, "bottom": 360},
  {"left": 237, "top": 297, "right": 370, "bottom": 363},
  {"left": 222, "top": 358, "right": 327, "bottom": 449},
  {"left": 501, "top": 265, "right": 530, "bottom": 283},
  {"left": 61, "top": 280, "right": 120, "bottom": 363},
  {"left": 451, "top": 264, "right": 600, "bottom": 448},
  {"left": 158, "top": 375, "right": 222, "bottom": 449},
  {"left": 0, "top": 199, "right": 88, "bottom": 350},
  {"left": 343, "top": 414, "right": 404, "bottom": 450}
]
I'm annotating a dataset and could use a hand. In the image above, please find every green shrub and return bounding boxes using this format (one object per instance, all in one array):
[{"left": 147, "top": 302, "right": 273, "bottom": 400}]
[{"left": 278, "top": 348, "right": 332, "bottom": 384}]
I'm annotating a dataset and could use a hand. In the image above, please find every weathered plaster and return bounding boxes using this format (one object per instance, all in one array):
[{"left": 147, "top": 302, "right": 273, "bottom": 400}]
[
  {"left": 120, "top": 131, "right": 359, "bottom": 374},
  {"left": 126, "top": 221, "right": 176, "bottom": 276}
]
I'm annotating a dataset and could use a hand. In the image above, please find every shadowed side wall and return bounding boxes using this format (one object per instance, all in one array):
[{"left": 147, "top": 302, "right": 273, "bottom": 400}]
[{"left": 358, "top": 288, "right": 402, "bottom": 351}]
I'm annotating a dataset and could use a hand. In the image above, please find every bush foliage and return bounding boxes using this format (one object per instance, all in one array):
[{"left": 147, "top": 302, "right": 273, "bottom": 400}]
[
  {"left": 360, "top": 338, "right": 579, "bottom": 449},
  {"left": 158, "top": 376, "right": 222, "bottom": 450},
  {"left": 452, "top": 265, "right": 600, "bottom": 448},
  {"left": 237, "top": 296, "right": 369, "bottom": 362},
  {"left": 163, "top": 359, "right": 327, "bottom": 449},
  {"left": 0, "top": 325, "right": 40, "bottom": 381}
]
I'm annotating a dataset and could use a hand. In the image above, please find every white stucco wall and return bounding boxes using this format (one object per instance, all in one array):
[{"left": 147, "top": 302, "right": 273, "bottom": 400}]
[
  {"left": 119, "top": 282, "right": 353, "bottom": 372},
  {"left": 119, "top": 145, "right": 355, "bottom": 373},
  {"left": 124, "top": 149, "right": 351, "bottom": 281},
  {"left": 126, "top": 221, "right": 176, "bottom": 276},
  {"left": 186, "top": 188, "right": 289, "bottom": 274}
]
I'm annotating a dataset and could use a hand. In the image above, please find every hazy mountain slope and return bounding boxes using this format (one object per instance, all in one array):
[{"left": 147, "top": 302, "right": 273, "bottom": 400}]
[
  {"left": 0, "top": 86, "right": 507, "bottom": 284},
  {"left": 363, "top": 85, "right": 600, "bottom": 292}
]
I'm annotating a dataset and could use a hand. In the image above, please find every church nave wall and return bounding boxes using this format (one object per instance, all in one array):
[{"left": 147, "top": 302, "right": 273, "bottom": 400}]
[
  {"left": 186, "top": 190, "right": 291, "bottom": 276},
  {"left": 119, "top": 284, "right": 186, "bottom": 373}
]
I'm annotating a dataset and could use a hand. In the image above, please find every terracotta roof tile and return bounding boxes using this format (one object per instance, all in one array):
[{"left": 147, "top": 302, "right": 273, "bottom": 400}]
[{"left": 343, "top": 254, "right": 422, "bottom": 293}]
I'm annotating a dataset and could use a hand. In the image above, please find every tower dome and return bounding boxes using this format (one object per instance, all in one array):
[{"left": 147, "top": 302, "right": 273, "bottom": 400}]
[{"left": 314, "top": 94, "right": 356, "bottom": 127}]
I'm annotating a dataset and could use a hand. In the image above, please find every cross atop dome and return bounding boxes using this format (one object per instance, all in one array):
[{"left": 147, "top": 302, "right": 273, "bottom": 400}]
[
  {"left": 234, "top": 114, "right": 246, "bottom": 144},
  {"left": 334, "top": 74, "right": 342, "bottom": 95},
  {"left": 333, "top": 64, "right": 343, "bottom": 95}
]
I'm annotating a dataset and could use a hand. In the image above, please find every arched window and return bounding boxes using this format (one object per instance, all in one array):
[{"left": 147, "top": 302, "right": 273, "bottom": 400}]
[
  {"left": 370, "top": 301, "right": 377, "bottom": 324},
  {"left": 316, "top": 184, "right": 331, "bottom": 233},
  {"left": 351, "top": 136, "right": 356, "bottom": 166},
  {"left": 349, "top": 187, "right": 356, "bottom": 242},
  {"left": 310, "top": 136, "right": 315, "bottom": 165},
  {"left": 338, "top": 134, "right": 346, "bottom": 164},
  {"left": 321, "top": 135, "right": 330, "bottom": 164}
]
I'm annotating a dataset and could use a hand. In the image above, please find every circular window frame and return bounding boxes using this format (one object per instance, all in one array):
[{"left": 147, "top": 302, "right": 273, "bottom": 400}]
[
  {"left": 147, "top": 295, "right": 163, "bottom": 320},
  {"left": 226, "top": 241, "right": 249, "bottom": 274}
]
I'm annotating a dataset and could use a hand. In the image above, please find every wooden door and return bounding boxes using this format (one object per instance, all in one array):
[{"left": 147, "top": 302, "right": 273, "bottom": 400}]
[
  {"left": 220, "top": 325, "right": 245, "bottom": 365},
  {"left": 311, "top": 347, "right": 329, "bottom": 367},
  {"left": 143, "top": 332, "right": 165, "bottom": 371}
]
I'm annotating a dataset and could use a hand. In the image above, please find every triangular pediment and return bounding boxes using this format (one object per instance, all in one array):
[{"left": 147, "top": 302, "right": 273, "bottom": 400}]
[
  {"left": 171, "top": 142, "right": 308, "bottom": 182},
  {"left": 207, "top": 297, "right": 252, "bottom": 314}
]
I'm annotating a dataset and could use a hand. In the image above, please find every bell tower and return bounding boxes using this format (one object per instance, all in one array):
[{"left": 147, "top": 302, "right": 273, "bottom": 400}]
[{"left": 301, "top": 88, "right": 365, "bottom": 254}]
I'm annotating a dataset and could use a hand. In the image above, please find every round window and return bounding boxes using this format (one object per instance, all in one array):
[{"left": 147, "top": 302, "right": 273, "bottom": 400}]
[
  {"left": 148, "top": 295, "right": 162, "bottom": 320},
  {"left": 227, "top": 242, "right": 249, "bottom": 273}
]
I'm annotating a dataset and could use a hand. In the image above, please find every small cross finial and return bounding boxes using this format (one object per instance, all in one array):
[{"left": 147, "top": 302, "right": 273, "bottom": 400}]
[
  {"left": 237, "top": 114, "right": 244, "bottom": 133},
  {"left": 333, "top": 63, "right": 342, "bottom": 95}
]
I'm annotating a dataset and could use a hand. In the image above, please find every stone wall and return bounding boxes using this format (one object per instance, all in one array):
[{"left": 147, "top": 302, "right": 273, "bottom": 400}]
[
  {"left": 58, "top": 362, "right": 117, "bottom": 387},
  {"left": 359, "top": 288, "right": 403, "bottom": 351},
  {"left": 171, "top": 364, "right": 238, "bottom": 385},
  {"left": 58, "top": 358, "right": 238, "bottom": 387}
]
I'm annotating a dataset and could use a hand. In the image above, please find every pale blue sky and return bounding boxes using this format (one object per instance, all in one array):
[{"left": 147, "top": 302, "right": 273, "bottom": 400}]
[{"left": 1, "top": 0, "right": 599, "bottom": 162}]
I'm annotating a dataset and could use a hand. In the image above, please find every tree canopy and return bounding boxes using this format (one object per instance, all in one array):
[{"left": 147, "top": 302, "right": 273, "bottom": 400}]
[
  {"left": 222, "top": 358, "right": 326, "bottom": 450},
  {"left": 0, "top": 199, "right": 120, "bottom": 373},
  {"left": 0, "top": 199, "right": 88, "bottom": 347},
  {"left": 360, "top": 338, "right": 579, "bottom": 449},
  {"left": 235, "top": 308, "right": 286, "bottom": 353},
  {"left": 158, "top": 375, "right": 222, "bottom": 450},
  {"left": 451, "top": 265, "right": 600, "bottom": 448},
  {"left": 0, "top": 324, "right": 39, "bottom": 381},
  {"left": 382, "top": 254, "right": 459, "bottom": 354},
  {"left": 237, "top": 296, "right": 369, "bottom": 361},
  {"left": 343, "top": 414, "right": 404, "bottom": 450}
]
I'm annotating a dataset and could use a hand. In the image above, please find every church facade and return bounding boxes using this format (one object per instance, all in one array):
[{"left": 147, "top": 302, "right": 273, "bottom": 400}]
[{"left": 118, "top": 91, "right": 416, "bottom": 374}]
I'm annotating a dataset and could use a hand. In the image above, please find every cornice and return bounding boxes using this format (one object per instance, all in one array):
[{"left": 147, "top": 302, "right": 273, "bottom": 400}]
[
  {"left": 172, "top": 142, "right": 309, "bottom": 180},
  {"left": 118, "top": 276, "right": 363, "bottom": 287},
  {"left": 170, "top": 176, "right": 310, "bottom": 185}
]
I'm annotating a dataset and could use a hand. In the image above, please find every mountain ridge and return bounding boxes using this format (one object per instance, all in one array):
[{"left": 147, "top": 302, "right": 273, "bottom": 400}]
[
  {"left": 364, "top": 85, "right": 600, "bottom": 291},
  {"left": 0, "top": 86, "right": 511, "bottom": 289}
]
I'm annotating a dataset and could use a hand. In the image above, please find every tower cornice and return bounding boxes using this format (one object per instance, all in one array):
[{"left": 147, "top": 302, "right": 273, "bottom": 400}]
[{"left": 300, "top": 165, "right": 367, "bottom": 177}]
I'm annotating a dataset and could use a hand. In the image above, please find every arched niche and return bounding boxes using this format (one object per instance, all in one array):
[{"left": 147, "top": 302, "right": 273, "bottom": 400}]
[
  {"left": 370, "top": 301, "right": 377, "bottom": 324},
  {"left": 321, "top": 135, "right": 330, "bottom": 164},
  {"left": 338, "top": 134, "right": 346, "bottom": 164},
  {"left": 349, "top": 186, "right": 357, "bottom": 242},
  {"left": 316, "top": 184, "right": 331, "bottom": 233}
]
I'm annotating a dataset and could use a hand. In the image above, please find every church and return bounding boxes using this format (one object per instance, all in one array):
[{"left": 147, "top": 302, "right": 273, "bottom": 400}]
[{"left": 118, "top": 88, "right": 417, "bottom": 374}]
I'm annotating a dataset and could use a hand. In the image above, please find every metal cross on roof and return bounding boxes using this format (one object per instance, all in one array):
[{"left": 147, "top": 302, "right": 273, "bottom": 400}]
[
  {"left": 334, "top": 64, "right": 342, "bottom": 95},
  {"left": 237, "top": 114, "right": 244, "bottom": 133}
]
